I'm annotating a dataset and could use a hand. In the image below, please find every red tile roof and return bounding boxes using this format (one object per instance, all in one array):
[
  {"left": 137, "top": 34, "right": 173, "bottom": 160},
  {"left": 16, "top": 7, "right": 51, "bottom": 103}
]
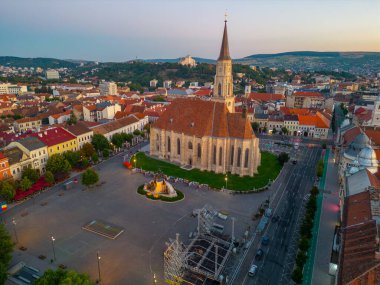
[
  {"left": 342, "top": 127, "right": 361, "bottom": 146},
  {"left": 152, "top": 98, "right": 254, "bottom": 139},
  {"left": 248, "top": 92, "right": 285, "bottom": 102},
  {"left": 31, "top": 127, "right": 76, "bottom": 147},
  {"left": 293, "top": 91, "right": 323, "bottom": 98}
]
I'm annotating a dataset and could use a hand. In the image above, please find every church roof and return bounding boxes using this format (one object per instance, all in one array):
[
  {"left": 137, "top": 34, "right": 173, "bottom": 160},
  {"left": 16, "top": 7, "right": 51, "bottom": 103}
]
[
  {"left": 218, "top": 21, "right": 231, "bottom": 61},
  {"left": 152, "top": 98, "right": 254, "bottom": 140}
]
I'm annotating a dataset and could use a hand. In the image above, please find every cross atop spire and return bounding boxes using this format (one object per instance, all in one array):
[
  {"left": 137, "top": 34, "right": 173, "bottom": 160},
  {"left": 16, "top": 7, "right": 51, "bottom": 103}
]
[
  {"left": 224, "top": 11, "right": 228, "bottom": 22},
  {"left": 218, "top": 17, "right": 231, "bottom": 61}
]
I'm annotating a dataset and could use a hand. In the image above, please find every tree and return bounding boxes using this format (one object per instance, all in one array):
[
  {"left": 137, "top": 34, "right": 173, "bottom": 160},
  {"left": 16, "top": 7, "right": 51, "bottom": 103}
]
[
  {"left": 91, "top": 153, "right": 99, "bottom": 163},
  {"left": 63, "top": 151, "right": 81, "bottom": 168},
  {"left": 321, "top": 143, "right": 327, "bottom": 149},
  {"left": 44, "top": 171, "right": 55, "bottom": 185},
  {"left": 20, "top": 177, "right": 32, "bottom": 191},
  {"left": 295, "top": 251, "right": 308, "bottom": 267},
  {"left": 81, "top": 168, "right": 99, "bottom": 187},
  {"left": 291, "top": 266, "right": 303, "bottom": 284},
  {"left": 81, "top": 143, "right": 95, "bottom": 158},
  {"left": 102, "top": 148, "right": 110, "bottom": 158},
  {"left": 34, "top": 269, "right": 94, "bottom": 285},
  {"left": 46, "top": 154, "right": 71, "bottom": 175},
  {"left": 66, "top": 112, "right": 77, "bottom": 125},
  {"left": 281, "top": 127, "right": 288, "bottom": 135},
  {"left": 316, "top": 160, "right": 324, "bottom": 177},
  {"left": 121, "top": 133, "right": 133, "bottom": 143},
  {"left": 22, "top": 168, "right": 39, "bottom": 184},
  {"left": 272, "top": 128, "right": 277, "bottom": 134},
  {"left": 278, "top": 152, "right": 290, "bottom": 166},
  {"left": 111, "top": 133, "right": 124, "bottom": 148},
  {"left": 263, "top": 126, "right": 267, "bottom": 133},
  {"left": 0, "top": 224, "right": 13, "bottom": 285},
  {"left": 251, "top": 122, "right": 259, "bottom": 133},
  {"left": 143, "top": 124, "right": 151, "bottom": 134},
  {"left": 91, "top": 134, "right": 110, "bottom": 152},
  {"left": 0, "top": 181, "right": 16, "bottom": 202}
]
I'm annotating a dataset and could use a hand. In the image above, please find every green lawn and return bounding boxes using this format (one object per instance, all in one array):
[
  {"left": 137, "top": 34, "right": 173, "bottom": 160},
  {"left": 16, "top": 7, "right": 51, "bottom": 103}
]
[{"left": 134, "top": 151, "right": 282, "bottom": 191}]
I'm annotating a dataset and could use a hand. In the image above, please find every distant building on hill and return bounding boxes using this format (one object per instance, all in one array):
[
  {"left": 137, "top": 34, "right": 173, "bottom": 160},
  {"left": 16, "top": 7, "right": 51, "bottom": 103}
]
[
  {"left": 99, "top": 81, "right": 118, "bottom": 96},
  {"left": 45, "top": 69, "right": 60, "bottom": 80},
  {"left": 178, "top": 55, "right": 197, "bottom": 67}
]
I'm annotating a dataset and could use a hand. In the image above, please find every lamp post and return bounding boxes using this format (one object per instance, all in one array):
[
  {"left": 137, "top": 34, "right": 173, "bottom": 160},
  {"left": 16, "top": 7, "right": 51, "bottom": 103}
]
[
  {"left": 224, "top": 175, "right": 228, "bottom": 190},
  {"left": 153, "top": 273, "right": 157, "bottom": 284},
  {"left": 12, "top": 218, "right": 18, "bottom": 244},
  {"left": 133, "top": 157, "right": 137, "bottom": 169},
  {"left": 51, "top": 235, "right": 56, "bottom": 262},
  {"left": 97, "top": 251, "right": 101, "bottom": 284}
]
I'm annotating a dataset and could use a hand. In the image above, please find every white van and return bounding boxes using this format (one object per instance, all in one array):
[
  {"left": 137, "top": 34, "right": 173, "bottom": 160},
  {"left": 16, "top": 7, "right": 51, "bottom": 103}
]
[{"left": 248, "top": 264, "right": 258, "bottom": 277}]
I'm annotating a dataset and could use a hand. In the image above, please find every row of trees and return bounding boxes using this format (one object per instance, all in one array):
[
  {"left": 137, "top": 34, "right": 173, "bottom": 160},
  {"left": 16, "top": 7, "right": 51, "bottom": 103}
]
[
  {"left": 316, "top": 160, "right": 324, "bottom": 177},
  {"left": 0, "top": 224, "right": 13, "bottom": 284},
  {"left": 291, "top": 186, "right": 320, "bottom": 284},
  {"left": 251, "top": 122, "right": 289, "bottom": 135}
]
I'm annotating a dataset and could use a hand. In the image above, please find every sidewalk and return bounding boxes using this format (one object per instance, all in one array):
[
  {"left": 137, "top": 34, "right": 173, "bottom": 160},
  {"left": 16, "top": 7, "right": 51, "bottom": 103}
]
[{"left": 311, "top": 150, "right": 340, "bottom": 285}]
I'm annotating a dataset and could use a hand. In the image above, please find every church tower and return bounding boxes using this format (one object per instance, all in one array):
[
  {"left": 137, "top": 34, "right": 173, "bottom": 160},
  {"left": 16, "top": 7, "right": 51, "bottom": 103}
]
[{"left": 213, "top": 18, "right": 235, "bottom": 113}]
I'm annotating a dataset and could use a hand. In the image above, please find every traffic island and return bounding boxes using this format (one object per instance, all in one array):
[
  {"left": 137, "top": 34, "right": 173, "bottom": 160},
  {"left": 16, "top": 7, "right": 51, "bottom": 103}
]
[{"left": 137, "top": 185, "right": 184, "bottom": 202}]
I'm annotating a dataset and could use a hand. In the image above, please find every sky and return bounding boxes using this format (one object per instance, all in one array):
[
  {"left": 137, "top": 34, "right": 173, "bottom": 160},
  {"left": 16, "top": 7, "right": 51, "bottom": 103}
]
[{"left": 1, "top": 0, "right": 379, "bottom": 62}]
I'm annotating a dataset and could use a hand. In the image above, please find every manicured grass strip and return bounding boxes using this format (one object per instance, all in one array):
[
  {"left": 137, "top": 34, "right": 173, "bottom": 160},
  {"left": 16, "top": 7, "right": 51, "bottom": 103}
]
[
  {"left": 134, "top": 151, "right": 281, "bottom": 191},
  {"left": 137, "top": 185, "right": 184, "bottom": 202}
]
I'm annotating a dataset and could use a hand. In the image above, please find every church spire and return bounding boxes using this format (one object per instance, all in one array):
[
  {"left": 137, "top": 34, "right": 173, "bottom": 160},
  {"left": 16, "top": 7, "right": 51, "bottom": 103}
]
[{"left": 218, "top": 18, "right": 231, "bottom": 61}]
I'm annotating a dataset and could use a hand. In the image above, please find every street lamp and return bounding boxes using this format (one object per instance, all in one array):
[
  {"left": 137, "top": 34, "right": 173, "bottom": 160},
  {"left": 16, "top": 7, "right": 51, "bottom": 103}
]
[
  {"left": 153, "top": 273, "right": 157, "bottom": 284},
  {"left": 133, "top": 157, "right": 137, "bottom": 168},
  {"left": 224, "top": 175, "right": 228, "bottom": 189},
  {"left": 12, "top": 218, "right": 18, "bottom": 244},
  {"left": 97, "top": 251, "right": 101, "bottom": 284},
  {"left": 51, "top": 235, "right": 56, "bottom": 262}
]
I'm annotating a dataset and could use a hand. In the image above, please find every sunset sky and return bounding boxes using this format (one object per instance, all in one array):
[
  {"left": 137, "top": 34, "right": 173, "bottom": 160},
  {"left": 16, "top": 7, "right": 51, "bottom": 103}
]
[{"left": 1, "top": 0, "right": 379, "bottom": 61}]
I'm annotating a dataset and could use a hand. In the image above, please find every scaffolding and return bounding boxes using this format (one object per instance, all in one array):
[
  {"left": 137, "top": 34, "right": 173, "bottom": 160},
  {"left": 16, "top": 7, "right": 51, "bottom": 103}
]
[{"left": 164, "top": 205, "right": 233, "bottom": 285}]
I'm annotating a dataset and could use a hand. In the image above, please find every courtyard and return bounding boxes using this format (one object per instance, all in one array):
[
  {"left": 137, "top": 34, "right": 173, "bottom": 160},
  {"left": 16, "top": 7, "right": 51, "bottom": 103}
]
[{"left": 2, "top": 151, "right": 282, "bottom": 285}]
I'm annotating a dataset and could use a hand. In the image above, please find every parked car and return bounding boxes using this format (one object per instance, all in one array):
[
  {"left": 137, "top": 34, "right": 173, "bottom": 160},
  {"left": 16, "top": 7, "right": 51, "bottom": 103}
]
[
  {"left": 264, "top": 208, "right": 273, "bottom": 218},
  {"left": 248, "top": 264, "right": 258, "bottom": 277}
]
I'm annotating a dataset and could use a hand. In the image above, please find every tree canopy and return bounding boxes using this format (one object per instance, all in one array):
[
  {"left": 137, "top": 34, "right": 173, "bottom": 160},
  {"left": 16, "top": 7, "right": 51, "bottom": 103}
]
[
  {"left": 22, "top": 168, "right": 39, "bottom": 183},
  {"left": 20, "top": 177, "right": 32, "bottom": 191},
  {"left": 34, "top": 269, "right": 94, "bottom": 285},
  {"left": 46, "top": 154, "right": 71, "bottom": 175},
  {"left": 0, "top": 181, "right": 16, "bottom": 202},
  {"left": 44, "top": 171, "right": 55, "bottom": 185},
  {"left": 81, "top": 168, "right": 99, "bottom": 187},
  {"left": 91, "top": 134, "right": 110, "bottom": 152},
  {"left": 0, "top": 224, "right": 13, "bottom": 284}
]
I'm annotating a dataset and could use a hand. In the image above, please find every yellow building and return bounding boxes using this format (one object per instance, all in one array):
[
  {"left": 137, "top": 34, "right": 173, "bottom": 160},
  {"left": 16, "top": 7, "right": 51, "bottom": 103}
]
[{"left": 32, "top": 127, "right": 78, "bottom": 156}]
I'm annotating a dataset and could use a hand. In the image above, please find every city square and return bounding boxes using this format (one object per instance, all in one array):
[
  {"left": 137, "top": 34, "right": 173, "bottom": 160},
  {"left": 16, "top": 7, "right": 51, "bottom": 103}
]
[{"left": 2, "top": 150, "right": 280, "bottom": 285}]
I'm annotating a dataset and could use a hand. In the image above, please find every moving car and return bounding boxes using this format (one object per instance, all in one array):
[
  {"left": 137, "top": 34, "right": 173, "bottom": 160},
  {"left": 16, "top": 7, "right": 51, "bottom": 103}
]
[
  {"left": 248, "top": 264, "right": 258, "bottom": 277},
  {"left": 261, "top": 236, "right": 270, "bottom": 246},
  {"left": 255, "top": 248, "right": 264, "bottom": 260}
]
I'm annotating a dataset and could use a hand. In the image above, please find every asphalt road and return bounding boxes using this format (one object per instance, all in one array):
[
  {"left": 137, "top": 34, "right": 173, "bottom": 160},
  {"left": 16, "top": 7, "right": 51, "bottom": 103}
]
[{"left": 237, "top": 146, "right": 321, "bottom": 285}]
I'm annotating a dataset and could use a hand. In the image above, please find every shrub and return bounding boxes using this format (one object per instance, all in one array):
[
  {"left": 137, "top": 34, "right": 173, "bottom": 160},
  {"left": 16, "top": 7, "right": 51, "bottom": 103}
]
[
  {"left": 81, "top": 168, "right": 99, "bottom": 187},
  {"left": 291, "top": 266, "right": 303, "bottom": 284},
  {"left": 44, "top": 171, "right": 55, "bottom": 185},
  {"left": 20, "top": 177, "right": 32, "bottom": 192}
]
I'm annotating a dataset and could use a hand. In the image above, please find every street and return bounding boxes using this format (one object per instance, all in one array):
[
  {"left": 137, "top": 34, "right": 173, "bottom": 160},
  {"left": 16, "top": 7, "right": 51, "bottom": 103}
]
[{"left": 233, "top": 146, "right": 321, "bottom": 285}]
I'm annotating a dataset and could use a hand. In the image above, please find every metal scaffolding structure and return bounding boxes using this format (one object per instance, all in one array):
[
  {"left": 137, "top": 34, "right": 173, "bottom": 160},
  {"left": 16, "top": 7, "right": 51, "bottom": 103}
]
[{"left": 164, "top": 205, "right": 233, "bottom": 285}]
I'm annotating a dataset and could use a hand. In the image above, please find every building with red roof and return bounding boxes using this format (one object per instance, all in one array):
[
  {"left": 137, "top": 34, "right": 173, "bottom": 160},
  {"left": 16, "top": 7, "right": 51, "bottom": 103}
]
[
  {"left": 31, "top": 127, "right": 78, "bottom": 156},
  {"left": 286, "top": 91, "right": 327, "bottom": 109}
]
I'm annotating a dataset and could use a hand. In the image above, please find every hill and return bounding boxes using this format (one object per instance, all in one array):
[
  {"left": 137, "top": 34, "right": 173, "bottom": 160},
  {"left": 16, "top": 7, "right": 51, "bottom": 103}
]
[{"left": 0, "top": 56, "right": 79, "bottom": 69}]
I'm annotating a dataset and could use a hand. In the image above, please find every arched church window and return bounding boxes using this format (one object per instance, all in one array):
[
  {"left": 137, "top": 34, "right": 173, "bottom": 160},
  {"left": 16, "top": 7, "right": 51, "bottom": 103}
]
[
  {"left": 244, "top": 149, "right": 249, "bottom": 168},
  {"left": 177, "top": 138, "right": 181, "bottom": 155},
  {"left": 167, "top": 137, "right": 171, "bottom": 152},
  {"left": 219, "top": 147, "right": 223, "bottom": 166},
  {"left": 213, "top": 145, "right": 217, "bottom": 165},
  {"left": 237, "top": 147, "right": 241, "bottom": 167},
  {"left": 197, "top": 143, "right": 201, "bottom": 158}
]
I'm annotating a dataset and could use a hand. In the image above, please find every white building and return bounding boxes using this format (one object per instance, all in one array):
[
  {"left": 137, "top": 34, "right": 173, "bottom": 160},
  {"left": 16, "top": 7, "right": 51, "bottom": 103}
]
[
  {"left": 46, "top": 69, "right": 60, "bottom": 80},
  {"left": 99, "top": 81, "right": 118, "bottom": 96},
  {"left": 0, "top": 83, "right": 28, "bottom": 94},
  {"left": 83, "top": 103, "right": 121, "bottom": 122},
  {"left": 178, "top": 55, "right": 197, "bottom": 67},
  {"left": 163, "top": 80, "right": 172, "bottom": 89},
  {"left": 150, "top": 79, "right": 158, "bottom": 88}
]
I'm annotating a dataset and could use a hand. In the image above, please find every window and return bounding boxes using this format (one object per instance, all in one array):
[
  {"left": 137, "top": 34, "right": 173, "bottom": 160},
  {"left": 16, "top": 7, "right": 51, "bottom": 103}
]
[
  {"left": 237, "top": 148, "right": 241, "bottom": 167},
  {"left": 167, "top": 137, "right": 171, "bottom": 152},
  {"left": 177, "top": 138, "right": 181, "bottom": 155},
  {"left": 197, "top": 143, "right": 201, "bottom": 158},
  {"left": 188, "top": 142, "right": 193, "bottom": 150},
  {"left": 219, "top": 147, "right": 223, "bottom": 166},
  {"left": 213, "top": 145, "right": 217, "bottom": 164},
  {"left": 231, "top": 146, "right": 234, "bottom": 165},
  {"left": 244, "top": 149, "right": 249, "bottom": 168},
  {"left": 218, "top": 83, "right": 222, "bottom": 96}
]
